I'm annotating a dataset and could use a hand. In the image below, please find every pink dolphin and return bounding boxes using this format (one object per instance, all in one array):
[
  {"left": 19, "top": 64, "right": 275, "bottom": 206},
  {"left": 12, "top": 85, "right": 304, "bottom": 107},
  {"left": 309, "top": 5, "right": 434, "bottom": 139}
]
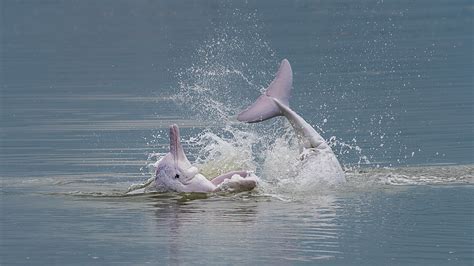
[
  {"left": 127, "top": 124, "right": 258, "bottom": 194},
  {"left": 237, "top": 59, "right": 346, "bottom": 184}
]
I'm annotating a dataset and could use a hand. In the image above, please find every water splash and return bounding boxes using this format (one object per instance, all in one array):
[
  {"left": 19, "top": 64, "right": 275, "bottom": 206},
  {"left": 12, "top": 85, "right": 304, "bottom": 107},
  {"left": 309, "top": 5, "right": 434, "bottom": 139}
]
[
  {"left": 190, "top": 125, "right": 258, "bottom": 179},
  {"left": 172, "top": 10, "right": 275, "bottom": 124},
  {"left": 159, "top": 12, "right": 379, "bottom": 195},
  {"left": 142, "top": 9, "right": 457, "bottom": 197}
]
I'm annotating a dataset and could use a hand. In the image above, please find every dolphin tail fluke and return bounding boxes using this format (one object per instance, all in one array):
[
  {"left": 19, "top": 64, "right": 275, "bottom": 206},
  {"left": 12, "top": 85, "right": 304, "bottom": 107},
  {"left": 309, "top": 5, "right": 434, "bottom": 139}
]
[{"left": 237, "top": 59, "right": 293, "bottom": 123}]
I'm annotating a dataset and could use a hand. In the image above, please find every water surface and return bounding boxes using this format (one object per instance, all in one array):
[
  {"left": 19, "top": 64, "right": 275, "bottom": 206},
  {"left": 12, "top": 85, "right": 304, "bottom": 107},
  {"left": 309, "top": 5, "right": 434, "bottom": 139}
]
[{"left": 1, "top": 0, "right": 473, "bottom": 265}]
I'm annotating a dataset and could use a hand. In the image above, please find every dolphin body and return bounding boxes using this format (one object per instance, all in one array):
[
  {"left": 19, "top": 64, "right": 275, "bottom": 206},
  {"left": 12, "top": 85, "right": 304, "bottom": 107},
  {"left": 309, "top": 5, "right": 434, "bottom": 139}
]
[
  {"left": 127, "top": 124, "right": 258, "bottom": 194},
  {"left": 237, "top": 59, "right": 345, "bottom": 184}
]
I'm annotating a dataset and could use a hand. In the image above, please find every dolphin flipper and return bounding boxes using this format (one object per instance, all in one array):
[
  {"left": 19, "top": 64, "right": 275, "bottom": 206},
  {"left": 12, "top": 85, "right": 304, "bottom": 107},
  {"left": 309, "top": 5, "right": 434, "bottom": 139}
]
[{"left": 237, "top": 59, "right": 292, "bottom": 123}]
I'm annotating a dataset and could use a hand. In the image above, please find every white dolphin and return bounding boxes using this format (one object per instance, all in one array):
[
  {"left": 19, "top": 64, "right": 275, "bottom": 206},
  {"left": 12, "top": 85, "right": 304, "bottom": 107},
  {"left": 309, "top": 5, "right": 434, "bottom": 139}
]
[
  {"left": 237, "top": 59, "right": 345, "bottom": 184},
  {"left": 127, "top": 124, "right": 258, "bottom": 194}
]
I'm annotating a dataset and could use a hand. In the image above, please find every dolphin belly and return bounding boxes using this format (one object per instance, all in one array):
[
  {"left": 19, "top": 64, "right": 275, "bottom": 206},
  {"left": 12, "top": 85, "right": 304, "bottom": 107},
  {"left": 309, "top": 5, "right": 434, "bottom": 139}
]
[
  {"left": 180, "top": 174, "right": 216, "bottom": 193},
  {"left": 299, "top": 147, "right": 345, "bottom": 184}
]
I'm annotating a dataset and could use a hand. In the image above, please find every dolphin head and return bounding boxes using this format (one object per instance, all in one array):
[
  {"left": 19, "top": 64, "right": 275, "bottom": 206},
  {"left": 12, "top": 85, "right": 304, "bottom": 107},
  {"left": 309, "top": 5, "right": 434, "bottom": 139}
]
[{"left": 154, "top": 124, "right": 199, "bottom": 190}]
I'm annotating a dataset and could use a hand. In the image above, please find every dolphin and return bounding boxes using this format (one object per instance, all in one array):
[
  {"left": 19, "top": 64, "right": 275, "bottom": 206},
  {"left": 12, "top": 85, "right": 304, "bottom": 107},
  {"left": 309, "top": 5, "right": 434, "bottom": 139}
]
[
  {"left": 127, "top": 124, "right": 258, "bottom": 194},
  {"left": 237, "top": 59, "right": 345, "bottom": 184}
]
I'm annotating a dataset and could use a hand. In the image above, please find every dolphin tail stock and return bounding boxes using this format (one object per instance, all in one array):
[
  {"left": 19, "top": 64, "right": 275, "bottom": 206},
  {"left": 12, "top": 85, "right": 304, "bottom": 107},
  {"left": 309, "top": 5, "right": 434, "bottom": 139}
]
[
  {"left": 237, "top": 59, "right": 293, "bottom": 123},
  {"left": 237, "top": 59, "right": 327, "bottom": 150}
]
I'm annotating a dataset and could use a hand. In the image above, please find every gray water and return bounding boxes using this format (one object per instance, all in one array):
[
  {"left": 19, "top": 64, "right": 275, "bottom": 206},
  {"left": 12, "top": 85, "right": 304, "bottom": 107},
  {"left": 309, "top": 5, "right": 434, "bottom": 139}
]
[{"left": 1, "top": 0, "right": 473, "bottom": 265}]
